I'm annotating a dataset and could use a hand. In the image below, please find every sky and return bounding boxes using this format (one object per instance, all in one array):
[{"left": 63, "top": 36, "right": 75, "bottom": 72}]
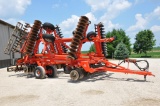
[{"left": 0, "top": 0, "right": 160, "bottom": 51}]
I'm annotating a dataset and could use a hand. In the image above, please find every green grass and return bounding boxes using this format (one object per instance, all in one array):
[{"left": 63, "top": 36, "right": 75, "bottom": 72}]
[
  {"left": 81, "top": 47, "right": 160, "bottom": 58},
  {"left": 130, "top": 47, "right": 160, "bottom": 58},
  {"left": 153, "top": 46, "right": 160, "bottom": 51},
  {"left": 81, "top": 51, "right": 89, "bottom": 54},
  {"left": 130, "top": 52, "right": 160, "bottom": 58}
]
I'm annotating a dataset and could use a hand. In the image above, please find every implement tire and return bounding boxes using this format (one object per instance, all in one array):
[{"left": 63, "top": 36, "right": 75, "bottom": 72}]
[
  {"left": 46, "top": 65, "right": 57, "bottom": 78},
  {"left": 34, "top": 66, "right": 46, "bottom": 79}
]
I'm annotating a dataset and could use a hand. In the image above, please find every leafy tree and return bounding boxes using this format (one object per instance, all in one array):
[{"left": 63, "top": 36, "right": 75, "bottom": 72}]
[
  {"left": 89, "top": 44, "right": 95, "bottom": 52},
  {"left": 106, "top": 29, "right": 131, "bottom": 58},
  {"left": 114, "top": 42, "right": 129, "bottom": 59},
  {"left": 133, "top": 30, "right": 156, "bottom": 55},
  {"left": 89, "top": 29, "right": 131, "bottom": 58}
]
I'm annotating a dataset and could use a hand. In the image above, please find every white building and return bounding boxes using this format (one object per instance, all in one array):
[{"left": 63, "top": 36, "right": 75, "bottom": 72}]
[{"left": 0, "top": 20, "right": 21, "bottom": 68}]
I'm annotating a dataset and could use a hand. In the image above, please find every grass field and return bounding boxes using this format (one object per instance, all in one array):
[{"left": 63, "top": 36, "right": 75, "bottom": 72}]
[
  {"left": 130, "top": 47, "right": 160, "bottom": 58},
  {"left": 81, "top": 47, "right": 160, "bottom": 58},
  {"left": 130, "top": 51, "right": 160, "bottom": 58}
]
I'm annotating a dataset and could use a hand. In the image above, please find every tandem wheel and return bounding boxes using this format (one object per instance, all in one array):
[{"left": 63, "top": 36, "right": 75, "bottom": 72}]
[
  {"left": 70, "top": 68, "right": 86, "bottom": 81},
  {"left": 46, "top": 65, "right": 57, "bottom": 78},
  {"left": 63, "top": 65, "right": 72, "bottom": 74},
  {"left": 70, "top": 70, "right": 80, "bottom": 81},
  {"left": 34, "top": 66, "right": 46, "bottom": 79}
]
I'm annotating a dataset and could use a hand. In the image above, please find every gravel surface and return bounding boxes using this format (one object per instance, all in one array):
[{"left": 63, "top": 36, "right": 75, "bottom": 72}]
[{"left": 0, "top": 58, "right": 160, "bottom": 106}]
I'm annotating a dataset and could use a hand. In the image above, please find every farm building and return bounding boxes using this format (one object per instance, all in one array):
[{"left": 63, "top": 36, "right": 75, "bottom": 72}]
[{"left": 0, "top": 19, "right": 21, "bottom": 68}]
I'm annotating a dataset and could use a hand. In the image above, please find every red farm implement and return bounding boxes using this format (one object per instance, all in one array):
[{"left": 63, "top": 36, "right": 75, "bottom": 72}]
[{"left": 4, "top": 16, "right": 154, "bottom": 81}]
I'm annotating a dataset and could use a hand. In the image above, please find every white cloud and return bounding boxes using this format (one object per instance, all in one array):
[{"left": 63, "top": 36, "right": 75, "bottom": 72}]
[
  {"left": 3, "top": 18, "right": 32, "bottom": 33},
  {"left": 96, "top": 20, "right": 120, "bottom": 32},
  {"left": 58, "top": 13, "right": 97, "bottom": 51},
  {"left": 127, "top": 6, "right": 160, "bottom": 45},
  {"left": 86, "top": 0, "right": 131, "bottom": 12},
  {"left": 58, "top": 13, "right": 120, "bottom": 50},
  {"left": 107, "top": 21, "right": 120, "bottom": 30},
  {"left": 85, "top": 12, "right": 97, "bottom": 23},
  {"left": 153, "top": 6, "right": 160, "bottom": 14},
  {"left": 59, "top": 15, "right": 79, "bottom": 37},
  {"left": 153, "top": 6, "right": 160, "bottom": 19},
  {"left": 127, "top": 14, "right": 147, "bottom": 32},
  {"left": 150, "top": 25, "right": 160, "bottom": 46},
  {"left": 59, "top": 13, "right": 97, "bottom": 37},
  {"left": 3, "top": 18, "right": 18, "bottom": 26},
  {"left": 0, "top": 0, "right": 31, "bottom": 18},
  {"left": 128, "top": 6, "right": 160, "bottom": 32},
  {"left": 85, "top": 0, "right": 131, "bottom": 32},
  {"left": 150, "top": 25, "right": 160, "bottom": 32},
  {"left": 3, "top": 18, "right": 28, "bottom": 26},
  {"left": 58, "top": 0, "right": 132, "bottom": 40},
  {"left": 110, "top": 0, "right": 131, "bottom": 10},
  {"left": 97, "top": 0, "right": 131, "bottom": 31},
  {"left": 100, "top": 0, "right": 131, "bottom": 20},
  {"left": 85, "top": 0, "right": 110, "bottom": 12},
  {"left": 101, "top": 1, "right": 131, "bottom": 26}
]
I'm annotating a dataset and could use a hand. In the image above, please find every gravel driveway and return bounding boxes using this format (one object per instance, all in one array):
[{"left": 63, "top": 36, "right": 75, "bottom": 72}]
[{"left": 0, "top": 58, "right": 160, "bottom": 106}]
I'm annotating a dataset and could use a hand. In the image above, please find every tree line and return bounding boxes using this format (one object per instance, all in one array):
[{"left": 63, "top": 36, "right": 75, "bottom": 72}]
[{"left": 89, "top": 29, "right": 156, "bottom": 59}]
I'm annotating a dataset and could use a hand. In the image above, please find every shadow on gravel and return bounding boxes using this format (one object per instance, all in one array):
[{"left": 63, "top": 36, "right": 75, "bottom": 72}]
[
  {"left": 9, "top": 73, "right": 34, "bottom": 78},
  {"left": 8, "top": 71, "right": 64, "bottom": 79},
  {"left": 106, "top": 77, "right": 151, "bottom": 83},
  {"left": 68, "top": 72, "right": 152, "bottom": 83},
  {"left": 68, "top": 72, "right": 114, "bottom": 83},
  {"left": 8, "top": 71, "right": 152, "bottom": 83}
]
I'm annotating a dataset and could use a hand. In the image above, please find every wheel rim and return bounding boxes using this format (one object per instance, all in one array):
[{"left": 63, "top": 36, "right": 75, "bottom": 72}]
[
  {"left": 70, "top": 70, "right": 79, "bottom": 81},
  {"left": 47, "top": 69, "right": 53, "bottom": 75},
  {"left": 89, "top": 35, "right": 94, "bottom": 40},
  {"left": 35, "top": 70, "right": 41, "bottom": 77}
]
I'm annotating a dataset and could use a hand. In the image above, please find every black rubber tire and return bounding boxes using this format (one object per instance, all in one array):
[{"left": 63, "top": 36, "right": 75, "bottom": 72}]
[
  {"left": 78, "top": 69, "right": 84, "bottom": 80},
  {"left": 46, "top": 65, "right": 57, "bottom": 78},
  {"left": 34, "top": 66, "right": 46, "bottom": 79},
  {"left": 70, "top": 70, "right": 80, "bottom": 81},
  {"left": 63, "top": 66, "right": 72, "bottom": 74},
  {"left": 42, "top": 34, "right": 55, "bottom": 42},
  {"left": 87, "top": 31, "right": 97, "bottom": 41},
  {"left": 42, "top": 22, "right": 55, "bottom": 30}
]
